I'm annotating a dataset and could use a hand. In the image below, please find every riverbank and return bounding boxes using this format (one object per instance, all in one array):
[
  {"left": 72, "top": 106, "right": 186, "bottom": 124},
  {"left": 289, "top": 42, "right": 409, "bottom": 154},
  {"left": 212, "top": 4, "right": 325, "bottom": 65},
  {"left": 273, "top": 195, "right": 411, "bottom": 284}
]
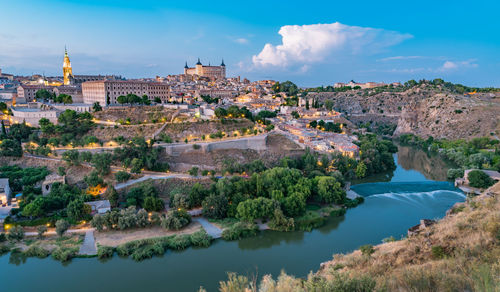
[{"left": 217, "top": 182, "right": 500, "bottom": 291}]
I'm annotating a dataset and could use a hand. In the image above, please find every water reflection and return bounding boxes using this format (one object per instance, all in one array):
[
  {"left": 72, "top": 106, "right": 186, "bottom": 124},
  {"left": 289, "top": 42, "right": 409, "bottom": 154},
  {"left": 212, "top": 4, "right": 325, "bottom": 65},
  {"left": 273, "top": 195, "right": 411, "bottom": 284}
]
[{"left": 396, "top": 146, "right": 453, "bottom": 181}]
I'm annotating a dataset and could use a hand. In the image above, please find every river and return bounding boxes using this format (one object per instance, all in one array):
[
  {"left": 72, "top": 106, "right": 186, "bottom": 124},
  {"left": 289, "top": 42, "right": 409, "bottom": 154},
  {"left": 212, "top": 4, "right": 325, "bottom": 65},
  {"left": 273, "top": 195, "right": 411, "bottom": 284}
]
[{"left": 0, "top": 146, "right": 465, "bottom": 292}]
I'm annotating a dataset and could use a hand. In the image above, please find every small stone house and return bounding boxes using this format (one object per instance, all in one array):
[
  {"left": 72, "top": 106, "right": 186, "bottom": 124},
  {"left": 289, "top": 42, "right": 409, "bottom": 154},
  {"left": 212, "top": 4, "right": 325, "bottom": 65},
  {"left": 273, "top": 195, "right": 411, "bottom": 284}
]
[
  {"left": 85, "top": 200, "right": 111, "bottom": 215},
  {"left": 0, "top": 179, "right": 11, "bottom": 205},
  {"left": 42, "top": 174, "right": 66, "bottom": 196}
]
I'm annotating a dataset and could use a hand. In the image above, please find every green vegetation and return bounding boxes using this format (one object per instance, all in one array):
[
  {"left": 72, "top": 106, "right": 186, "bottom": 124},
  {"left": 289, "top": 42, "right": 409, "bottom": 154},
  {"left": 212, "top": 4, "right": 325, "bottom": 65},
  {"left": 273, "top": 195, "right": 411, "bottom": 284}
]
[
  {"left": 468, "top": 170, "right": 496, "bottom": 189},
  {"left": 398, "top": 134, "right": 500, "bottom": 173},
  {"left": 309, "top": 120, "right": 343, "bottom": 133}
]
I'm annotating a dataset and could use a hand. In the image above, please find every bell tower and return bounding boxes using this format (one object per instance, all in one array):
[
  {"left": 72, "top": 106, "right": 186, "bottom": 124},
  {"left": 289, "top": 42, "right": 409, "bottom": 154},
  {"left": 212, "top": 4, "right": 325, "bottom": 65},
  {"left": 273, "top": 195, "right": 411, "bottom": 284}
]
[{"left": 63, "top": 46, "right": 73, "bottom": 85}]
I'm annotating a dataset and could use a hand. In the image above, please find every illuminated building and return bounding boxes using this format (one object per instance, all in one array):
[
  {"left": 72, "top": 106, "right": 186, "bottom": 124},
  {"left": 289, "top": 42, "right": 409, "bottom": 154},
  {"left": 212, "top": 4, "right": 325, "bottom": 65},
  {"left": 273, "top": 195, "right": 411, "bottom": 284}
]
[
  {"left": 63, "top": 47, "right": 73, "bottom": 85},
  {"left": 184, "top": 58, "right": 226, "bottom": 80}
]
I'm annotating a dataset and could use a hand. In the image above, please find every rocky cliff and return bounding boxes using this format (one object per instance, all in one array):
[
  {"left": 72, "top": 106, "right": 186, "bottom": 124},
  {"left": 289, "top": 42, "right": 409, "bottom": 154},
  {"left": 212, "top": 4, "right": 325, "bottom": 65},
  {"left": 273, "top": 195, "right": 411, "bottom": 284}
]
[{"left": 310, "top": 85, "right": 500, "bottom": 140}]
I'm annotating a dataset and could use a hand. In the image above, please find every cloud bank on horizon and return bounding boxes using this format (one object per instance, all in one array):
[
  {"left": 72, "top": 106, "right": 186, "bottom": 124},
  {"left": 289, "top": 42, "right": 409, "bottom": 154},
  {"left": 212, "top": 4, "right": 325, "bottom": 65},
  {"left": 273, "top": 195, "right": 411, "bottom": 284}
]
[{"left": 252, "top": 22, "right": 413, "bottom": 68}]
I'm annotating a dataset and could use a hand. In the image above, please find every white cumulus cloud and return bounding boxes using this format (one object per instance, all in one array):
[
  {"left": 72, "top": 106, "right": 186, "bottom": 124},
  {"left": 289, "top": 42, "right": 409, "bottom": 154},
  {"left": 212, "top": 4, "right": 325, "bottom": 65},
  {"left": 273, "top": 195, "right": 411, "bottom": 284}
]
[
  {"left": 439, "top": 60, "right": 478, "bottom": 71},
  {"left": 252, "top": 22, "right": 412, "bottom": 67}
]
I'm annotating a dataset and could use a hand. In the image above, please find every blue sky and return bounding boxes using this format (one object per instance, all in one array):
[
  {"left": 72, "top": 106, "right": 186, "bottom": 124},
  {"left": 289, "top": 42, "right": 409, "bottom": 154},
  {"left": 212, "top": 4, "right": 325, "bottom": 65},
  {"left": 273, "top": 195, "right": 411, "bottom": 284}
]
[{"left": 1, "top": 0, "right": 499, "bottom": 87}]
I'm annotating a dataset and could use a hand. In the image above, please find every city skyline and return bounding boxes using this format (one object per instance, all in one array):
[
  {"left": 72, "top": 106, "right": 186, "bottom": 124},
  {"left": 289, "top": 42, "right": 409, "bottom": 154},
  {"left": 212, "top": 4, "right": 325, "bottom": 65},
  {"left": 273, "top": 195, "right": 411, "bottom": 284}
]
[{"left": 1, "top": 0, "right": 499, "bottom": 87}]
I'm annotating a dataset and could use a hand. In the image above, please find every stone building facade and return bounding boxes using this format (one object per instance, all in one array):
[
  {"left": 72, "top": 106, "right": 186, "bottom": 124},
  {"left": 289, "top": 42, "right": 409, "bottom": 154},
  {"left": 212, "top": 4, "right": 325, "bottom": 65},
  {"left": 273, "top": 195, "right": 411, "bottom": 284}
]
[
  {"left": 82, "top": 80, "right": 170, "bottom": 105},
  {"left": 184, "top": 59, "right": 226, "bottom": 80}
]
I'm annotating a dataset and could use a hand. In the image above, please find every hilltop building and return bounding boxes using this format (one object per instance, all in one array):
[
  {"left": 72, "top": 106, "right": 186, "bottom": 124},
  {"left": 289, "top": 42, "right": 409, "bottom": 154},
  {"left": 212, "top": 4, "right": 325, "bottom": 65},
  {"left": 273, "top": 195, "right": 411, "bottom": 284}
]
[
  {"left": 82, "top": 80, "right": 170, "bottom": 105},
  {"left": 62, "top": 48, "right": 122, "bottom": 86},
  {"left": 184, "top": 58, "right": 226, "bottom": 80}
]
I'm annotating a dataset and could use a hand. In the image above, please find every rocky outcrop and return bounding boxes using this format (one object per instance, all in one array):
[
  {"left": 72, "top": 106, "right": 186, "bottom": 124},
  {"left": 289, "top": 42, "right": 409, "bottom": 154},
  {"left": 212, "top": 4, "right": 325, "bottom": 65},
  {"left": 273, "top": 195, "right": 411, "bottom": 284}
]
[{"left": 394, "top": 93, "right": 500, "bottom": 139}]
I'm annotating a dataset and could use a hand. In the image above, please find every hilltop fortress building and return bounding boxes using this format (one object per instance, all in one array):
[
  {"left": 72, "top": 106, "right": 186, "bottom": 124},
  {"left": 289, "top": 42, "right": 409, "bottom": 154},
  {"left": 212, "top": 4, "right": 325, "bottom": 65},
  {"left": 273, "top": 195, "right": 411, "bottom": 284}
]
[{"left": 184, "top": 58, "right": 226, "bottom": 80}]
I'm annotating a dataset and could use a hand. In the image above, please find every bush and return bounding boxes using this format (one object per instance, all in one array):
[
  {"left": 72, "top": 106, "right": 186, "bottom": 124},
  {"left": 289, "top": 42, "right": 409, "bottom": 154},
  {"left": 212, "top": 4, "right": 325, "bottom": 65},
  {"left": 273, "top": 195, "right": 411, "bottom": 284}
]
[
  {"left": 294, "top": 211, "right": 326, "bottom": 231},
  {"left": 115, "top": 171, "right": 131, "bottom": 182},
  {"left": 468, "top": 170, "right": 495, "bottom": 188},
  {"left": 447, "top": 168, "right": 464, "bottom": 180},
  {"left": 24, "top": 246, "right": 50, "bottom": 258},
  {"left": 344, "top": 197, "right": 364, "bottom": 208},
  {"left": 97, "top": 246, "right": 115, "bottom": 259},
  {"left": 55, "top": 220, "right": 70, "bottom": 237},
  {"left": 431, "top": 245, "right": 447, "bottom": 259},
  {"left": 7, "top": 226, "right": 24, "bottom": 241},
  {"left": 161, "top": 210, "right": 191, "bottom": 230},
  {"left": 360, "top": 244, "right": 375, "bottom": 256},
  {"left": 221, "top": 222, "right": 258, "bottom": 241},
  {"left": 0, "top": 233, "right": 6, "bottom": 242},
  {"left": 52, "top": 247, "right": 77, "bottom": 262},
  {"left": 167, "top": 234, "right": 191, "bottom": 250},
  {"left": 190, "top": 230, "right": 212, "bottom": 247}
]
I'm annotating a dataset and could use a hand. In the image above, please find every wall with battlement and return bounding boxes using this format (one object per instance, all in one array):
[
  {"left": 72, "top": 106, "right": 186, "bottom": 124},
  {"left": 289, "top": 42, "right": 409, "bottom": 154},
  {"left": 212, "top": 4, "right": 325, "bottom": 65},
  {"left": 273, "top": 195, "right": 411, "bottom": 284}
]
[{"left": 164, "top": 135, "right": 268, "bottom": 156}]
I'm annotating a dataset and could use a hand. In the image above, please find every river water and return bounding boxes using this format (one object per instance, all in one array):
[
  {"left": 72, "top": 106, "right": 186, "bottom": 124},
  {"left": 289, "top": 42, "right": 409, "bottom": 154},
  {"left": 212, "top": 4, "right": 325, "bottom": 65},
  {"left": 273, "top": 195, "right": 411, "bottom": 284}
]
[{"left": 0, "top": 146, "right": 465, "bottom": 292}]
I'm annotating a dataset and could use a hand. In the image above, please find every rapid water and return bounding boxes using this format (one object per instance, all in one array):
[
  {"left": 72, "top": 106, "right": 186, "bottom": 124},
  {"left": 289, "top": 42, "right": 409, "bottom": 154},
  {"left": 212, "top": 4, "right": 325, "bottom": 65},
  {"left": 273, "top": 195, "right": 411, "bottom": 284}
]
[{"left": 0, "top": 147, "right": 465, "bottom": 292}]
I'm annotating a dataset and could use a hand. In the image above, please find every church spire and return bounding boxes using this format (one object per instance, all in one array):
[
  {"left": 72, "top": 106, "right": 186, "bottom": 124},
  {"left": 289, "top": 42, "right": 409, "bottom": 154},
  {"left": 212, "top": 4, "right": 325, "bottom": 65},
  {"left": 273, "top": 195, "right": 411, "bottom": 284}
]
[
  {"left": 184, "top": 61, "right": 189, "bottom": 69},
  {"left": 221, "top": 59, "right": 225, "bottom": 66},
  {"left": 196, "top": 58, "right": 202, "bottom": 65}
]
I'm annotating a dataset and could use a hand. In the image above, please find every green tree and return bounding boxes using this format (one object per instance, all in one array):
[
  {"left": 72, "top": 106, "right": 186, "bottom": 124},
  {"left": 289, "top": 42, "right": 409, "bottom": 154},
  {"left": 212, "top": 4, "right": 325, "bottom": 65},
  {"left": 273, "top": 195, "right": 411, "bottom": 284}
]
[
  {"left": 55, "top": 219, "right": 70, "bottom": 237},
  {"left": 117, "top": 95, "right": 127, "bottom": 105},
  {"left": 143, "top": 196, "right": 164, "bottom": 212},
  {"left": 315, "top": 176, "right": 345, "bottom": 204},
  {"left": 91, "top": 214, "right": 106, "bottom": 232},
  {"left": 324, "top": 99, "right": 334, "bottom": 111},
  {"left": 0, "top": 139, "right": 22, "bottom": 157},
  {"left": 103, "top": 186, "right": 119, "bottom": 207},
  {"left": 57, "top": 166, "right": 66, "bottom": 176},
  {"left": 468, "top": 170, "right": 495, "bottom": 188},
  {"left": 91, "top": 153, "right": 112, "bottom": 175},
  {"left": 202, "top": 194, "right": 228, "bottom": 219},
  {"left": 35, "top": 89, "right": 54, "bottom": 101},
  {"left": 67, "top": 199, "right": 90, "bottom": 221},
  {"left": 37, "top": 225, "right": 47, "bottom": 239},
  {"left": 92, "top": 102, "right": 102, "bottom": 112},
  {"left": 130, "top": 158, "right": 143, "bottom": 174},
  {"left": 7, "top": 226, "right": 24, "bottom": 241},
  {"left": 355, "top": 162, "right": 367, "bottom": 178},
  {"left": 115, "top": 171, "right": 131, "bottom": 182},
  {"left": 39, "top": 118, "right": 56, "bottom": 134},
  {"left": 188, "top": 167, "right": 199, "bottom": 176}
]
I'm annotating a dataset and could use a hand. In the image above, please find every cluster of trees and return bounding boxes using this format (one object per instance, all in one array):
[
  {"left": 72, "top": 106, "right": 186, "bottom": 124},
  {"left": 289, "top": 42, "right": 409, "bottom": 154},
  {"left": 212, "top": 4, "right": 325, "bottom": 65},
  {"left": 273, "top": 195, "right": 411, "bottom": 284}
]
[
  {"left": 91, "top": 206, "right": 191, "bottom": 231},
  {"left": 0, "top": 122, "right": 34, "bottom": 157},
  {"left": 357, "top": 134, "right": 398, "bottom": 176},
  {"left": 399, "top": 134, "right": 500, "bottom": 175},
  {"left": 170, "top": 166, "right": 347, "bottom": 229},
  {"left": 272, "top": 81, "right": 299, "bottom": 96},
  {"left": 0, "top": 165, "right": 50, "bottom": 192},
  {"left": 37, "top": 110, "right": 94, "bottom": 146},
  {"left": 117, "top": 94, "right": 151, "bottom": 105},
  {"left": 309, "top": 120, "right": 342, "bottom": 133},
  {"left": 214, "top": 105, "right": 252, "bottom": 120},
  {"left": 403, "top": 78, "right": 499, "bottom": 94},
  {"left": 467, "top": 170, "right": 497, "bottom": 189},
  {"left": 34, "top": 89, "right": 72, "bottom": 104},
  {"left": 112, "top": 136, "right": 169, "bottom": 173},
  {"left": 19, "top": 182, "right": 92, "bottom": 223},
  {"left": 125, "top": 182, "right": 164, "bottom": 211},
  {"left": 200, "top": 95, "right": 219, "bottom": 104}
]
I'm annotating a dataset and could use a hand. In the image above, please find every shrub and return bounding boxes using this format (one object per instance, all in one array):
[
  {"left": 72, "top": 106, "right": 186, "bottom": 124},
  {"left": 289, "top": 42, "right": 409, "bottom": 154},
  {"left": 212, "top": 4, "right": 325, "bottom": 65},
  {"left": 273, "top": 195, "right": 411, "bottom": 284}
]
[
  {"left": 161, "top": 210, "right": 191, "bottom": 230},
  {"left": 115, "top": 171, "right": 131, "bottom": 182},
  {"left": 0, "top": 233, "right": 6, "bottom": 242},
  {"left": 97, "top": 246, "right": 115, "bottom": 259},
  {"left": 359, "top": 244, "right": 375, "bottom": 256},
  {"left": 221, "top": 222, "right": 258, "bottom": 241},
  {"left": 37, "top": 225, "right": 48, "bottom": 239},
  {"left": 55, "top": 220, "right": 70, "bottom": 237},
  {"left": 52, "top": 247, "right": 77, "bottom": 262},
  {"left": 447, "top": 168, "right": 464, "bottom": 180},
  {"left": 192, "top": 144, "right": 201, "bottom": 150},
  {"left": 7, "top": 226, "right": 24, "bottom": 241},
  {"left": 167, "top": 234, "right": 191, "bottom": 250},
  {"left": 24, "top": 246, "right": 50, "bottom": 258},
  {"left": 431, "top": 245, "right": 447, "bottom": 259},
  {"left": 190, "top": 230, "right": 212, "bottom": 247},
  {"left": 468, "top": 170, "right": 495, "bottom": 188}
]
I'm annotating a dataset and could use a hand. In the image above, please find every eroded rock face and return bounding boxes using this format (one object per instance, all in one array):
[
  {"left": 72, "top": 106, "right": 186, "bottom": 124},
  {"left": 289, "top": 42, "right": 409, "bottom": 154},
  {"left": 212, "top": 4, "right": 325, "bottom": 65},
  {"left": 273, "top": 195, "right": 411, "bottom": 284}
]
[
  {"left": 394, "top": 93, "right": 500, "bottom": 140},
  {"left": 312, "top": 87, "right": 500, "bottom": 140}
]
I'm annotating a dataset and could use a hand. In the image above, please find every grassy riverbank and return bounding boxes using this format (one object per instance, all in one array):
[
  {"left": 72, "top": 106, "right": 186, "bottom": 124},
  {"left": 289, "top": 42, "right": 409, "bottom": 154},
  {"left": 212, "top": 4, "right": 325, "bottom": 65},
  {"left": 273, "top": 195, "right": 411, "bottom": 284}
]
[{"left": 215, "top": 183, "right": 500, "bottom": 291}]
